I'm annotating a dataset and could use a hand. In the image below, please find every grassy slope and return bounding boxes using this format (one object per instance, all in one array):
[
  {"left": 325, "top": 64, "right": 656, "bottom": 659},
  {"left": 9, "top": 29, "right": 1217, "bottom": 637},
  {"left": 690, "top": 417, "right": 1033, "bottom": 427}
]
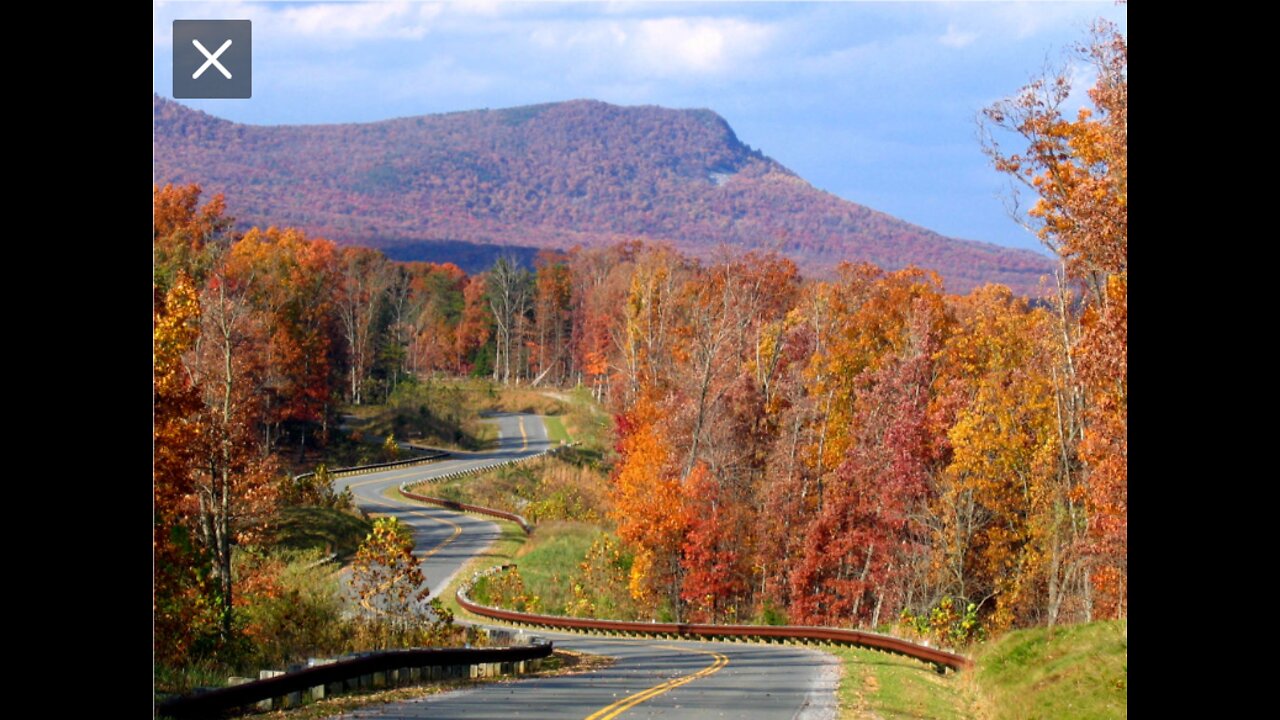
[
  {"left": 505, "top": 521, "right": 604, "bottom": 613},
  {"left": 340, "top": 379, "right": 504, "bottom": 454},
  {"left": 973, "top": 620, "right": 1127, "bottom": 720},
  {"left": 833, "top": 646, "right": 976, "bottom": 720},
  {"left": 831, "top": 619, "right": 1127, "bottom": 719},
  {"left": 275, "top": 506, "right": 373, "bottom": 559},
  {"left": 543, "top": 415, "right": 570, "bottom": 443}
]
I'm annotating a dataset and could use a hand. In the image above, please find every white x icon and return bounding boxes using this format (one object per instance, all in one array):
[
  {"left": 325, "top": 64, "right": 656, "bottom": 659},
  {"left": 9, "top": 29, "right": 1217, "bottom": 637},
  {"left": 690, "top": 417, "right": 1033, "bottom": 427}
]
[{"left": 192, "top": 39, "right": 233, "bottom": 80}]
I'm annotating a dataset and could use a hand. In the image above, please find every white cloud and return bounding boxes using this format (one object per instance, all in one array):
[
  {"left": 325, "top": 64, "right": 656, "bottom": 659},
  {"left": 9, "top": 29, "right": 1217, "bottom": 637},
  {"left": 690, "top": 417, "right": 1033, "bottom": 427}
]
[
  {"left": 278, "top": 2, "right": 444, "bottom": 40},
  {"left": 939, "top": 24, "right": 977, "bottom": 49},
  {"left": 631, "top": 18, "right": 730, "bottom": 75},
  {"left": 448, "top": 0, "right": 503, "bottom": 18},
  {"left": 525, "top": 15, "right": 775, "bottom": 79}
]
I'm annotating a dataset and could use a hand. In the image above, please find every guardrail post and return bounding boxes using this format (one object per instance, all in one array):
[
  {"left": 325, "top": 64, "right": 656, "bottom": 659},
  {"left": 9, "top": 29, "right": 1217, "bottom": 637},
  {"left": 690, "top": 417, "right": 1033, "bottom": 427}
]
[
  {"left": 257, "top": 670, "right": 283, "bottom": 710},
  {"left": 227, "top": 675, "right": 253, "bottom": 691},
  {"left": 282, "top": 664, "right": 305, "bottom": 707}
]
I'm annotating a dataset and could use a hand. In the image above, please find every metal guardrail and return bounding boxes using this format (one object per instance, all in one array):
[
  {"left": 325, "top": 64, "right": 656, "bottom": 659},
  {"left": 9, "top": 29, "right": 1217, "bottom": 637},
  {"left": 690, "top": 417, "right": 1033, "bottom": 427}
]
[
  {"left": 395, "top": 443, "right": 572, "bottom": 531},
  {"left": 293, "top": 450, "right": 450, "bottom": 483},
  {"left": 156, "top": 643, "right": 554, "bottom": 719},
  {"left": 406, "top": 443, "right": 569, "bottom": 486},
  {"left": 400, "top": 487, "right": 533, "bottom": 534},
  {"left": 458, "top": 566, "right": 970, "bottom": 673}
]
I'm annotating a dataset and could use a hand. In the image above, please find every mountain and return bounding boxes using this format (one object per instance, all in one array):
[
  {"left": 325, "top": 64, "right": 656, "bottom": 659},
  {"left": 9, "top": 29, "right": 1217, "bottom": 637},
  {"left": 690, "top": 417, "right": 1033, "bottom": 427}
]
[{"left": 153, "top": 95, "right": 1054, "bottom": 294}]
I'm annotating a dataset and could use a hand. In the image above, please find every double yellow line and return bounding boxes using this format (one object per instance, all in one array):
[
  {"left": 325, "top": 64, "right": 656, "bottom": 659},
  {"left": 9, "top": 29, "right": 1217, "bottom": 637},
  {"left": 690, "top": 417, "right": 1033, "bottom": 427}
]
[{"left": 584, "top": 645, "right": 730, "bottom": 720}]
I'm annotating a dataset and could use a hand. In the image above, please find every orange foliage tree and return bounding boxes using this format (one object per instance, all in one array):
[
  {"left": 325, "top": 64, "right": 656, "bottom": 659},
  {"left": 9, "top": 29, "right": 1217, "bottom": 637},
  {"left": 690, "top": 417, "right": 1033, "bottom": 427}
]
[
  {"left": 609, "top": 394, "right": 687, "bottom": 616},
  {"left": 982, "top": 21, "right": 1127, "bottom": 618}
]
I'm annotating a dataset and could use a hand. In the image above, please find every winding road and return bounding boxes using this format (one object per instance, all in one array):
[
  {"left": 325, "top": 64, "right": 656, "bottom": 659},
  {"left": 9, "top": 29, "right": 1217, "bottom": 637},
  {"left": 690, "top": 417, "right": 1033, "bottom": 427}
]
[
  {"left": 334, "top": 412, "right": 552, "bottom": 599},
  {"left": 332, "top": 412, "right": 837, "bottom": 719}
]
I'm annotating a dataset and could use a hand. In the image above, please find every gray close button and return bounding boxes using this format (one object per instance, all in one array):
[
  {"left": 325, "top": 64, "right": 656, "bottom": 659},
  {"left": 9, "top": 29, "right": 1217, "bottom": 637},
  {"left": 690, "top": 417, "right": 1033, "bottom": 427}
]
[{"left": 173, "top": 20, "right": 252, "bottom": 99}]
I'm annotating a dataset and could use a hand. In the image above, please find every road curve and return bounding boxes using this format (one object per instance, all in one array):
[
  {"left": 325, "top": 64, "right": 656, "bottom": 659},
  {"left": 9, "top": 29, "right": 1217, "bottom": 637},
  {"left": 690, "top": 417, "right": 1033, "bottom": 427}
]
[
  {"left": 332, "top": 412, "right": 837, "bottom": 719},
  {"left": 333, "top": 411, "right": 552, "bottom": 599}
]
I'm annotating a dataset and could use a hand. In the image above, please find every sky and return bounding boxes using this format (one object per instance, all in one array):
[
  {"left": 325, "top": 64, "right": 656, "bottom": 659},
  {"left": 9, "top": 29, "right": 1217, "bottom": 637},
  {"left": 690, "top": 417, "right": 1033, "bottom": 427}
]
[{"left": 152, "top": 1, "right": 1127, "bottom": 254}]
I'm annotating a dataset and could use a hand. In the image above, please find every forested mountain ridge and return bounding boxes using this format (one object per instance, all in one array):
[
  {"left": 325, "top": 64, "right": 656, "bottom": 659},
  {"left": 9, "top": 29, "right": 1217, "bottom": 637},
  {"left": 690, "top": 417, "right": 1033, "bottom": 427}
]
[{"left": 153, "top": 95, "right": 1054, "bottom": 294}]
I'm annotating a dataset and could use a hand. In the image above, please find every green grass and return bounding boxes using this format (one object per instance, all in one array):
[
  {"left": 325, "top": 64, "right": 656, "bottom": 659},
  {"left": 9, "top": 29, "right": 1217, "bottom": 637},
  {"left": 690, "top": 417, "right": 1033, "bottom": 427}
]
[
  {"left": 411, "top": 456, "right": 609, "bottom": 524},
  {"left": 452, "top": 520, "right": 614, "bottom": 618},
  {"left": 155, "top": 658, "right": 234, "bottom": 695},
  {"left": 338, "top": 379, "right": 499, "bottom": 453},
  {"left": 831, "top": 645, "right": 974, "bottom": 720},
  {"left": 974, "top": 620, "right": 1127, "bottom": 720},
  {"left": 275, "top": 506, "right": 373, "bottom": 559},
  {"left": 334, "top": 378, "right": 610, "bottom": 461},
  {"left": 489, "top": 386, "right": 567, "bottom": 416},
  {"left": 543, "top": 415, "right": 571, "bottom": 443},
  {"left": 507, "top": 522, "right": 604, "bottom": 613},
  {"left": 560, "top": 385, "right": 612, "bottom": 467},
  {"left": 829, "top": 620, "right": 1127, "bottom": 719}
]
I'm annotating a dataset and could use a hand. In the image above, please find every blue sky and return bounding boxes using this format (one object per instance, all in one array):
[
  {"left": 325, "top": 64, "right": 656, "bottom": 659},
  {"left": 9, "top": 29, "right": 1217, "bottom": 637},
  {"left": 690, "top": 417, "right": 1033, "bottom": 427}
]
[{"left": 153, "top": 1, "right": 1127, "bottom": 254}]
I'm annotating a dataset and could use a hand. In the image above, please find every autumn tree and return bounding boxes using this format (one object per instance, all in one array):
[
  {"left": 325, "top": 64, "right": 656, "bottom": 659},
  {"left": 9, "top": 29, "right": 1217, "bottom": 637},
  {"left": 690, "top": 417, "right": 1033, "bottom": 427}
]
[
  {"left": 931, "top": 286, "right": 1088, "bottom": 630},
  {"left": 614, "top": 245, "right": 684, "bottom": 404},
  {"left": 568, "top": 243, "right": 639, "bottom": 400},
  {"left": 405, "top": 262, "right": 468, "bottom": 375},
  {"left": 679, "top": 463, "right": 751, "bottom": 622},
  {"left": 456, "top": 273, "right": 493, "bottom": 375},
  {"left": 153, "top": 183, "right": 231, "bottom": 290},
  {"left": 184, "top": 256, "right": 282, "bottom": 641},
  {"left": 156, "top": 185, "right": 283, "bottom": 656},
  {"left": 351, "top": 517, "right": 452, "bottom": 648},
  {"left": 532, "top": 251, "right": 574, "bottom": 385},
  {"left": 982, "top": 20, "right": 1127, "bottom": 618},
  {"left": 790, "top": 290, "right": 949, "bottom": 627},
  {"left": 610, "top": 394, "right": 687, "bottom": 616},
  {"left": 485, "top": 255, "right": 534, "bottom": 384},
  {"left": 228, "top": 227, "right": 343, "bottom": 453},
  {"left": 673, "top": 253, "right": 796, "bottom": 477},
  {"left": 338, "top": 247, "right": 392, "bottom": 404},
  {"left": 154, "top": 272, "right": 217, "bottom": 663}
]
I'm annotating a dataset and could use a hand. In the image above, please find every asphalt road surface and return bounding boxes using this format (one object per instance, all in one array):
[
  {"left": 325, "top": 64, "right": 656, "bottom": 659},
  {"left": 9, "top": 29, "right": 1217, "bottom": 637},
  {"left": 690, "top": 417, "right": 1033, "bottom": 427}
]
[
  {"left": 333, "top": 411, "right": 551, "bottom": 599},
  {"left": 332, "top": 412, "right": 837, "bottom": 719},
  {"left": 325, "top": 634, "right": 837, "bottom": 719}
]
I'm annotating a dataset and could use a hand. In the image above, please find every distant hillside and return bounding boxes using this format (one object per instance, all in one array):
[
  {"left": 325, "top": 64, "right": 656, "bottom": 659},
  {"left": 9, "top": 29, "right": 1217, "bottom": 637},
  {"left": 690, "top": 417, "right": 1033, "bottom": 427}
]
[{"left": 153, "top": 96, "right": 1054, "bottom": 294}]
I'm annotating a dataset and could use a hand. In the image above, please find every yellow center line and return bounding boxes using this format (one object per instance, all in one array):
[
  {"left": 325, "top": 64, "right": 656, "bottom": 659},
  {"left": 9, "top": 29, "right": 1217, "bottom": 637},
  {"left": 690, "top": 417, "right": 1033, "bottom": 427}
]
[
  {"left": 583, "top": 645, "right": 730, "bottom": 720},
  {"left": 519, "top": 417, "right": 528, "bottom": 451}
]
